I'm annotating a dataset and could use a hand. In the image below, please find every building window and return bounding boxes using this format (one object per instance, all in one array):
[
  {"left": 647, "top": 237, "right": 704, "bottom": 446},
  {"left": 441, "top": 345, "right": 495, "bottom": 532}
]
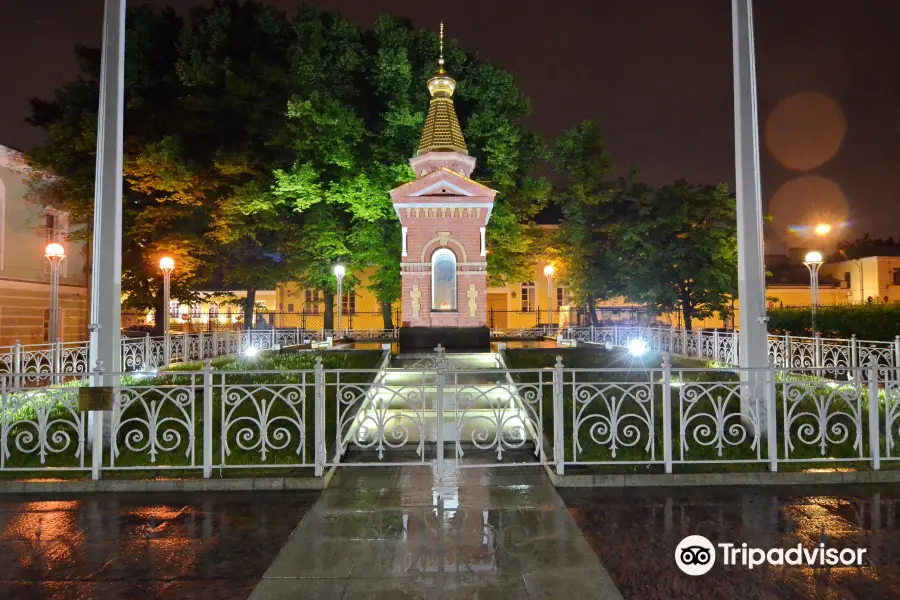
[
  {"left": 893, "top": 269, "right": 900, "bottom": 286},
  {"left": 556, "top": 286, "right": 571, "bottom": 308},
  {"left": 191, "top": 304, "right": 202, "bottom": 318},
  {"left": 42, "top": 308, "right": 50, "bottom": 343},
  {"left": 431, "top": 248, "right": 457, "bottom": 311},
  {"left": 226, "top": 305, "right": 233, "bottom": 318},
  {"left": 169, "top": 301, "right": 179, "bottom": 318},
  {"left": 287, "top": 303, "right": 294, "bottom": 313},
  {"left": 304, "top": 289, "right": 321, "bottom": 313},
  {"left": 209, "top": 304, "right": 219, "bottom": 318},
  {"left": 342, "top": 293, "right": 356, "bottom": 314},
  {"left": 521, "top": 283, "right": 535, "bottom": 312}
]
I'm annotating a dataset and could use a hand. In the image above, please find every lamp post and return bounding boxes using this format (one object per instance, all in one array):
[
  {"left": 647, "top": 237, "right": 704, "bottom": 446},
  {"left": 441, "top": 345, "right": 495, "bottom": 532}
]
[
  {"left": 45, "top": 243, "right": 66, "bottom": 343},
  {"left": 803, "top": 251, "right": 824, "bottom": 334},
  {"left": 159, "top": 257, "right": 174, "bottom": 340},
  {"left": 334, "top": 264, "right": 345, "bottom": 338},
  {"left": 543, "top": 264, "right": 554, "bottom": 333}
]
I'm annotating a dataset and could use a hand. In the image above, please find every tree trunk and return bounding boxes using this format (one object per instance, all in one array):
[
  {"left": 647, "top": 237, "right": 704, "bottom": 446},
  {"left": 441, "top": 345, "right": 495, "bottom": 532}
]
[
  {"left": 681, "top": 293, "right": 693, "bottom": 332},
  {"left": 153, "top": 286, "right": 166, "bottom": 337},
  {"left": 323, "top": 290, "right": 334, "bottom": 331},
  {"left": 585, "top": 295, "right": 601, "bottom": 327},
  {"left": 243, "top": 288, "right": 256, "bottom": 330},
  {"left": 381, "top": 300, "right": 394, "bottom": 330}
]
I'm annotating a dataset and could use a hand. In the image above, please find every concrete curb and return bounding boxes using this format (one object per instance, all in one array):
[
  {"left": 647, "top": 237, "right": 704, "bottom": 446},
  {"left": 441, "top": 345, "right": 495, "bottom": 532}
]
[
  {"left": 0, "top": 473, "right": 331, "bottom": 494},
  {"left": 546, "top": 467, "right": 900, "bottom": 487}
]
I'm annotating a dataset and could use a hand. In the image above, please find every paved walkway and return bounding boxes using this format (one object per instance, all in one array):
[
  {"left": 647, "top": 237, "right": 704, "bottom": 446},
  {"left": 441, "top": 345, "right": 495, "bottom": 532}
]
[{"left": 249, "top": 462, "right": 623, "bottom": 599}]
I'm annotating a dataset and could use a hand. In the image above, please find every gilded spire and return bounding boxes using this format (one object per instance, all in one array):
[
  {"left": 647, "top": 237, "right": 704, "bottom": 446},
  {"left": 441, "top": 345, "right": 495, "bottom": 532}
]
[{"left": 417, "top": 22, "right": 468, "bottom": 155}]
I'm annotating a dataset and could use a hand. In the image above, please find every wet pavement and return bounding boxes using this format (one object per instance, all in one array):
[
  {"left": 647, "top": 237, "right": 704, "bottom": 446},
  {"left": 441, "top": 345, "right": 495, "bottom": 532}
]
[
  {"left": 0, "top": 491, "right": 319, "bottom": 599},
  {"left": 560, "top": 484, "right": 900, "bottom": 599},
  {"left": 250, "top": 463, "right": 622, "bottom": 599}
]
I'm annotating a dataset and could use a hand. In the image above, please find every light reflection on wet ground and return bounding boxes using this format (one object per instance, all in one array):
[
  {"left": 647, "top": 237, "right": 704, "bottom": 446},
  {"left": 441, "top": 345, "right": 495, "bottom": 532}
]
[
  {"left": 560, "top": 484, "right": 900, "bottom": 599},
  {"left": 0, "top": 491, "right": 318, "bottom": 599}
]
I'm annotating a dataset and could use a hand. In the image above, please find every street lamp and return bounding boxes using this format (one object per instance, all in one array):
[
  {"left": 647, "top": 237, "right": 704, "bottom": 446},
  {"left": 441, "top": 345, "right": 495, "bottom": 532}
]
[
  {"left": 334, "top": 264, "right": 346, "bottom": 338},
  {"left": 803, "top": 250, "right": 824, "bottom": 334},
  {"left": 159, "top": 257, "right": 175, "bottom": 340},
  {"left": 814, "top": 223, "right": 832, "bottom": 237},
  {"left": 543, "top": 264, "right": 554, "bottom": 332},
  {"left": 45, "top": 243, "right": 66, "bottom": 343}
]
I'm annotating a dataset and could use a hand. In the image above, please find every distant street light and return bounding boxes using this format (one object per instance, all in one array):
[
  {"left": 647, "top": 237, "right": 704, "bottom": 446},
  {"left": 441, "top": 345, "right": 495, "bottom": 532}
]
[
  {"left": 543, "top": 264, "right": 555, "bottom": 332},
  {"left": 334, "top": 264, "right": 346, "bottom": 338},
  {"left": 159, "top": 257, "right": 175, "bottom": 340},
  {"left": 45, "top": 243, "right": 66, "bottom": 343},
  {"left": 803, "top": 251, "right": 824, "bottom": 334},
  {"left": 814, "top": 223, "right": 832, "bottom": 236}
]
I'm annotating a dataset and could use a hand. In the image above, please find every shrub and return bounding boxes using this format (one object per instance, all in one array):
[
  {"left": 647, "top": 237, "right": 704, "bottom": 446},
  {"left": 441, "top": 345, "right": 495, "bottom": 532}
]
[{"left": 767, "top": 304, "right": 900, "bottom": 341}]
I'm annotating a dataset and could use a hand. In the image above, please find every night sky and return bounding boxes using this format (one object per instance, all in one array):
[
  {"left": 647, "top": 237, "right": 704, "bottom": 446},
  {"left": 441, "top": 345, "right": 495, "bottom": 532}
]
[{"left": 2, "top": 0, "right": 899, "bottom": 252}]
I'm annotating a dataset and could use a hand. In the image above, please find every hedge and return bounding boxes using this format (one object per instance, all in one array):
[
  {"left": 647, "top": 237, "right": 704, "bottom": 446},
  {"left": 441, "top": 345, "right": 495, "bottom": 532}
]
[{"left": 767, "top": 304, "right": 900, "bottom": 341}]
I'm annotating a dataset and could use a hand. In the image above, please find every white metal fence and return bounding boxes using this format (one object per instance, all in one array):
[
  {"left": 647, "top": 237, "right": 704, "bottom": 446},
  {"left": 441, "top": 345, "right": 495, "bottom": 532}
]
[
  {"left": 2, "top": 354, "right": 899, "bottom": 479},
  {"left": 559, "top": 325, "right": 900, "bottom": 372},
  {"left": 0, "top": 328, "right": 398, "bottom": 382}
]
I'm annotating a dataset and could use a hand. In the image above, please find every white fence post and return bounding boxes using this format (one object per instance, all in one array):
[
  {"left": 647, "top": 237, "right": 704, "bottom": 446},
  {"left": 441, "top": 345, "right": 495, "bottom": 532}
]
[
  {"left": 814, "top": 333, "right": 822, "bottom": 369},
  {"left": 435, "top": 361, "right": 445, "bottom": 483},
  {"left": 198, "top": 331, "right": 205, "bottom": 360},
  {"left": 182, "top": 332, "right": 189, "bottom": 361},
  {"left": 314, "top": 356, "right": 325, "bottom": 476},
  {"left": 143, "top": 333, "right": 151, "bottom": 369},
  {"left": 13, "top": 341, "right": 22, "bottom": 388},
  {"left": 662, "top": 354, "right": 673, "bottom": 473},
  {"left": 164, "top": 332, "right": 171, "bottom": 367},
  {"left": 851, "top": 334, "right": 858, "bottom": 369},
  {"left": 868, "top": 358, "right": 881, "bottom": 471},
  {"left": 681, "top": 329, "right": 687, "bottom": 358},
  {"left": 53, "top": 339, "right": 62, "bottom": 384},
  {"left": 894, "top": 336, "right": 900, "bottom": 369},
  {"left": 90, "top": 362, "right": 104, "bottom": 481},
  {"left": 613, "top": 325, "right": 619, "bottom": 347},
  {"left": 784, "top": 333, "right": 792, "bottom": 368},
  {"left": 553, "top": 356, "right": 565, "bottom": 475},
  {"left": 203, "top": 359, "right": 213, "bottom": 478},
  {"left": 669, "top": 326, "right": 675, "bottom": 354},
  {"left": 211, "top": 330, "right": 218, "bottom": 357},
  {"left": 713, "top": 330, "right": 720, "bottom": 363},
  {"left": 766, "top": 363, "right": 778, "bottom": 471},
  {"left": 694, "top": 329, "right": 702, "bottom": 359}
]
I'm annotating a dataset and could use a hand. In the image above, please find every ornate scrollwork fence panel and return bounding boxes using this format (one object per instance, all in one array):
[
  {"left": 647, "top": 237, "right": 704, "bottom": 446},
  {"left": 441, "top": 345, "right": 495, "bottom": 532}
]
[
  {"left": 884, "top": 372, "right": 900, "bottom": 462},
  {"left": 330, "top": 368, "right": 427, "bottom": 462},
  {"left": 220, "top": 371, "right": 310, "bottom": 467},
  {"left": 451, "top": 370, "right": 546, "bottom": 462},
  {"left": 781, "top": 371, "right": 863, "bottom": 462},
  {"left": 677, "top": 378, "right": 762, "bottom": 463},
  {"left": 0, "top": 384, "right": 86, "bottom": 471},
  {"left": 767, "top": 337, "right": 786, "bottom": 367},
  {"left": 568, "top": 372, "right": 658, "bottom": 465},
  {"left": 121, "top": 339, "right": 147, "bottom": 372},
  {"left": 108, "top": 378, "right": 198, "bottom": 469}
]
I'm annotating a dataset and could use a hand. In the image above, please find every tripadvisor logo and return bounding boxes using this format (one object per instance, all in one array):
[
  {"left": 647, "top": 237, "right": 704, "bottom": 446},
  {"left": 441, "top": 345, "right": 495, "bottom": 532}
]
[{"left": 675, "top": 535, "right": 868, "bottom": 576}]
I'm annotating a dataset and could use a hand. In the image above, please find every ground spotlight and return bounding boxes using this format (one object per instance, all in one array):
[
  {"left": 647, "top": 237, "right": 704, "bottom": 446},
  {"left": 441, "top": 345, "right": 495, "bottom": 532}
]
[
  {"left": 627, "top": 339, "right": 648, "bottom": 357},
  {"left": 244, "top": 346, "right": 259, "bottom": 358},
  {"left": 604, "top": 342, "right": 614, "bottom": 351}
]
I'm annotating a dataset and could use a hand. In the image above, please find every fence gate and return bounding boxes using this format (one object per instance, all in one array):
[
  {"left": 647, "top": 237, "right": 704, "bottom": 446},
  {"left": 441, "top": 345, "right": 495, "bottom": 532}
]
[{"left": 325, "top": 347, "right": 553, "bottom": 479}]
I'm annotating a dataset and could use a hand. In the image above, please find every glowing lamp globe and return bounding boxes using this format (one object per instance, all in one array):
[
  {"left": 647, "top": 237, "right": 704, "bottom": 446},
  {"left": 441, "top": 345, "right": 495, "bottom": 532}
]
[
  {"left": 814, "top": 223, "right": 832, "bottom": 236},
  {"left": 334, "top": 264, "right": 346, "bottom": 278},
  {"left": 159, "top": 256, "right": 175, "bottom": 271},
  {"left": 627, "top": 339, "right": 649, "bottom": 357},
  {"left": 543, "top": 264, "right": 555, "bottom": 277},
  {"left": 804, "top": 251, "right": 824, "bottom": 264},
  {"left": 44, "top": 242, "right": 65, "bottom": 258}
]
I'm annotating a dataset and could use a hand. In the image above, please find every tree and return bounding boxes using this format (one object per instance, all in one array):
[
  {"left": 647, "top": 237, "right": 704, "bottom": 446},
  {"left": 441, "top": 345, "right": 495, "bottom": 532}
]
[
  {"left": 618, "top": 181, "right": 738, "bottom": 330},
  {"left": 28, "top": 4, "right": 547, "bottom": 331},
  {"left": 551, "top": 121, "right": 619, "bottom": 324}
]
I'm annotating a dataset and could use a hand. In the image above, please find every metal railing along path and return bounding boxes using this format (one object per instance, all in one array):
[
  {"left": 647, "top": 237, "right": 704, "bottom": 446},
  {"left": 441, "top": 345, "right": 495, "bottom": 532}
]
[{"left": 3, "top": 354, "right": 900, "bottom": 480}]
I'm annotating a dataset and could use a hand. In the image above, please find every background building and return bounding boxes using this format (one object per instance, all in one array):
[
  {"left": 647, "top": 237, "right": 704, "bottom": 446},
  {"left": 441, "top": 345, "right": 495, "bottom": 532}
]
[{"left": 0, "top": 145, "right": 89, "bottom": 345}]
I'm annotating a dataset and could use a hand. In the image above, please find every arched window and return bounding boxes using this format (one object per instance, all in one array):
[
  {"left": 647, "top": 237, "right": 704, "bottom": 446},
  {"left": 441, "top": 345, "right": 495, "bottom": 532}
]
[{"left": 431, "top": 248, "right": 457, "bottom": 311}]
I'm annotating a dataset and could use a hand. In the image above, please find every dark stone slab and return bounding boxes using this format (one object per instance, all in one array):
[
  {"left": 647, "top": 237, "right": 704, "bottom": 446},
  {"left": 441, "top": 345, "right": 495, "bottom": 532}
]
[{"left": 399, "top": 326, "right": 490, "bottom": 351}]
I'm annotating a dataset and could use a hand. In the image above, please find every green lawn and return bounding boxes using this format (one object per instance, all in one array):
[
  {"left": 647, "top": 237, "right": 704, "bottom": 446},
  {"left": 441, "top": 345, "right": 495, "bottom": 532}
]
[{"left": 503, "top": 346, "right": 887, "bottom": 474}]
